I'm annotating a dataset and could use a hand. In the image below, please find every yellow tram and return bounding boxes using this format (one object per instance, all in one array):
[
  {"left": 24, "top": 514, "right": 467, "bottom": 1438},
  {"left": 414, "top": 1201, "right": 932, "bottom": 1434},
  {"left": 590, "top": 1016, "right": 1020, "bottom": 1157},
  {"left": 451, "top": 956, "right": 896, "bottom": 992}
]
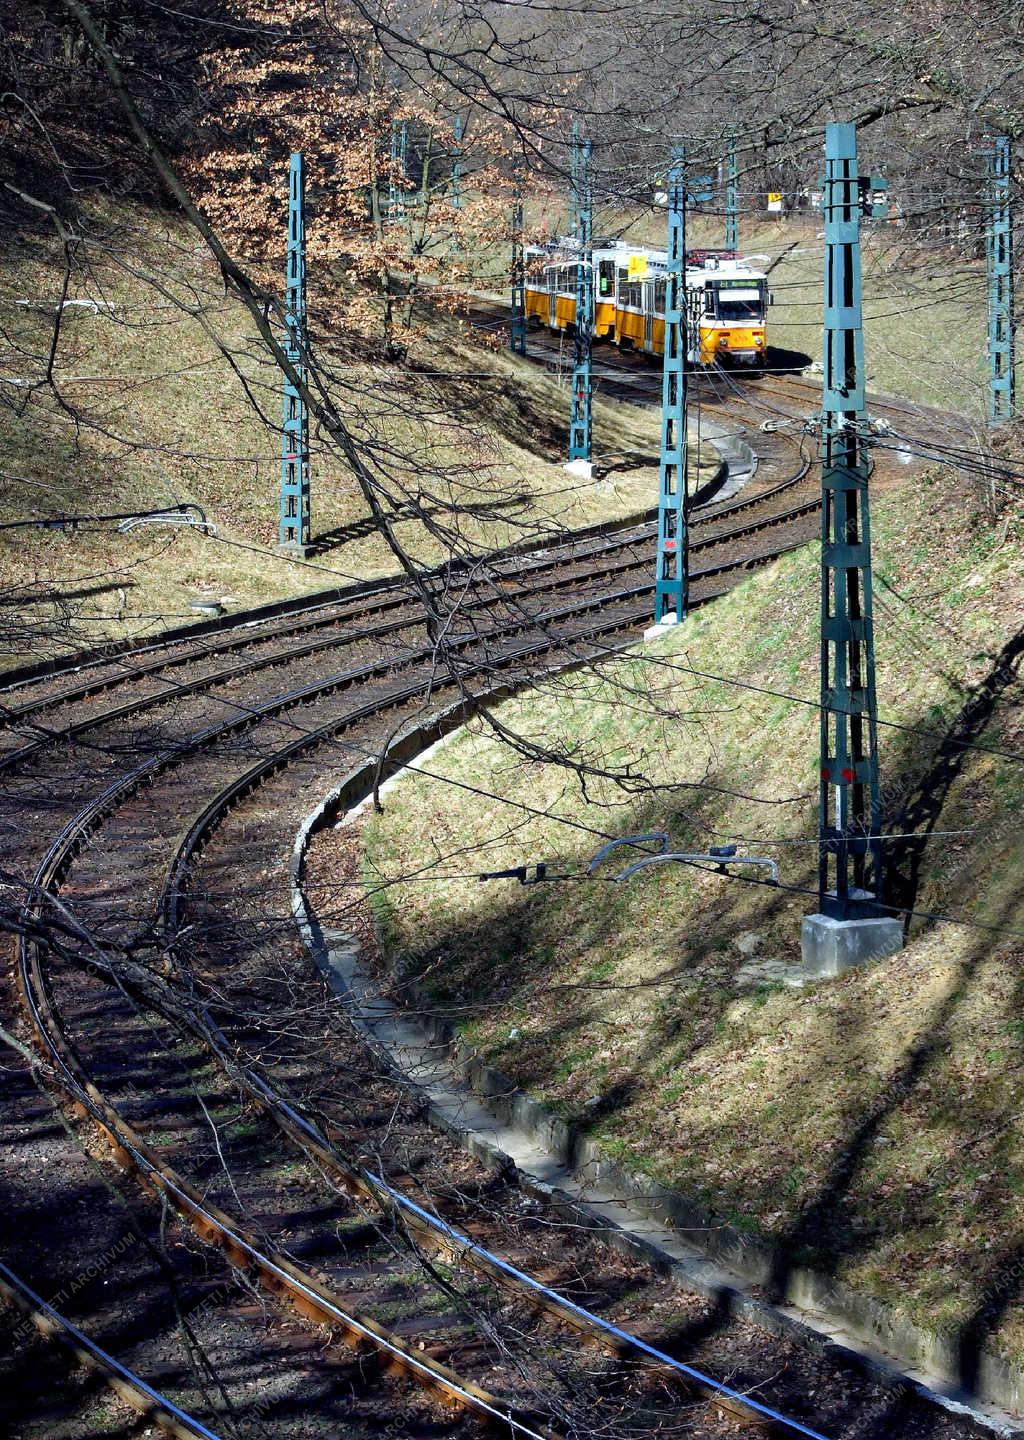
[{"left": 524, "top": 240, "right": 769, "bottom": 366}]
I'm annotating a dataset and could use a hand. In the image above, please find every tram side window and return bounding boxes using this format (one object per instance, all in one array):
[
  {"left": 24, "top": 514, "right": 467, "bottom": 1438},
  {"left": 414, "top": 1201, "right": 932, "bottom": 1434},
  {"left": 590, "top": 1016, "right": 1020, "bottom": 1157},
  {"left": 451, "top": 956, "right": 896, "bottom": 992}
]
[
  {"left": 704, "top": 283, "right": 715, "bottom": 316},
  {"left": 620, "top": 279, "right": 643, "bottom": 309},
  {"left": 654, "top": 279, "right": 667, "bottom": 315},
  {"left": 598, "top": 259, "right": 615, "bottom": 298}
]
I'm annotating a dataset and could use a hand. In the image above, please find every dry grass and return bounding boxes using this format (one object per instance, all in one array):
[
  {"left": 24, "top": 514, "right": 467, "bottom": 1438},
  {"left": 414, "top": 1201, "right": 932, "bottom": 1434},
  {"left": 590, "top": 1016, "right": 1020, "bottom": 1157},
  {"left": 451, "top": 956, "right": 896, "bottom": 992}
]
[
  {"left": 359, "top": 467, "right": 1024, "bottom": 1356},
  {"left": 586, "top": 206, "right": 999, "bottom": 414},
  {"left": 0, "top": 205, "right": 687, "bottom": 669}
]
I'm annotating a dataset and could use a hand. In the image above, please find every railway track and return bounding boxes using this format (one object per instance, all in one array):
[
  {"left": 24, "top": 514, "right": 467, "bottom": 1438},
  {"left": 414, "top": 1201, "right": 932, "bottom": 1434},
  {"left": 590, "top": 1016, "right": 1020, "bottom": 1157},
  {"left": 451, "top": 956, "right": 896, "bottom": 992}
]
[
  {"left": 500, "top": 302, "right": 976, "bottom": 473},
  {"left": 1, "top": 413, "right": 982, "bottom": 1439},
  {"left": 0, "top": 1260, "right": 225, "bottom": 1440},
  {"left": 10, "top": 571, "right": 829, "bottom": 1438},
  {"left": 1, "top": 481, "right": 830, "bottom": 1436},
  {"left": 0, "top": 454, "right": 816, "bottom": 778}
]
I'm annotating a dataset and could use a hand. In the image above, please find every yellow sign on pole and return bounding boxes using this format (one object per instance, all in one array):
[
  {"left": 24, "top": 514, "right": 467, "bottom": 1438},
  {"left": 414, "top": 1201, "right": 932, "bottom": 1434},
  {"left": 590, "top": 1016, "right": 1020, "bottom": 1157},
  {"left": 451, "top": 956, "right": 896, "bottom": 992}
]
[
  {"left": 627, "top": 253, "right": 648, "bottom": 280},
  {"left": 767, "top": 192, "right": 784, "bottom": 213}
]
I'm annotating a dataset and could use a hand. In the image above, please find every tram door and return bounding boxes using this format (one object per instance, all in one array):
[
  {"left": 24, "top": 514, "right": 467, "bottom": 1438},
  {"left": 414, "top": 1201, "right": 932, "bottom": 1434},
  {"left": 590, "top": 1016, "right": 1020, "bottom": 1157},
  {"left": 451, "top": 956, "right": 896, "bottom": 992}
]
[
  {"left": 643, "top": 281, "right": 655, "bottom": 352},
  {"left": 686, "top": 286, "right": 704, "bottom": 365},
  {"left": 548, "top": 269, "right": 557, "bottom": 327}
]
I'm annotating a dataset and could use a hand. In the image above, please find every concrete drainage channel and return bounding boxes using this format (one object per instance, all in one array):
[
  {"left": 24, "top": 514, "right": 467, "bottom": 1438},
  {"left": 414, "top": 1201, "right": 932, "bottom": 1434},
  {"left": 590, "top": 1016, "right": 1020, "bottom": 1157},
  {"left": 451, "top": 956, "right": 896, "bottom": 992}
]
[{"left": 289, "top": 708, "right": 1023, "bottom": 1439}]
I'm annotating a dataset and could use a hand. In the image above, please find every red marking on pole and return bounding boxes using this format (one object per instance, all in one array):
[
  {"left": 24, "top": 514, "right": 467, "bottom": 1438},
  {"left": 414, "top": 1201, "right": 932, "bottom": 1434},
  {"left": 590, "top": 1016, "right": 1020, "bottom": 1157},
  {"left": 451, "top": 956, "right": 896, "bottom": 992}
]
[
  {"left": 841, "top": 766, "right": 855, "bottom": 782},
  {"left": 820, "top": 766, "right": 830, "bottom": 779}
]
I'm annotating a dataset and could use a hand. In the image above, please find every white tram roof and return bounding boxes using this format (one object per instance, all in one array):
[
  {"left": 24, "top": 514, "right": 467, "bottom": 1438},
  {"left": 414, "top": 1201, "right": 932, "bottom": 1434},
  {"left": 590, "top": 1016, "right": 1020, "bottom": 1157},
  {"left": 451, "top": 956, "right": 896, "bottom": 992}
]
[
  {"left": 640, "top": 249, "right": 767, "bottom": 283},
  {"left": 524, "top": 239, "right": 766, "bottom": 282}
]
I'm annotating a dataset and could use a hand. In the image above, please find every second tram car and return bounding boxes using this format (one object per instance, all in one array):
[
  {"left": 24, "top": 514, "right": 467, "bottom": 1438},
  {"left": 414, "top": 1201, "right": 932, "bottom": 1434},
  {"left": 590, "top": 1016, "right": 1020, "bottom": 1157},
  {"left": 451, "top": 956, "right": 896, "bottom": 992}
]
[{"left": 524, "top": 240, "right": 769, "bottom": 366}]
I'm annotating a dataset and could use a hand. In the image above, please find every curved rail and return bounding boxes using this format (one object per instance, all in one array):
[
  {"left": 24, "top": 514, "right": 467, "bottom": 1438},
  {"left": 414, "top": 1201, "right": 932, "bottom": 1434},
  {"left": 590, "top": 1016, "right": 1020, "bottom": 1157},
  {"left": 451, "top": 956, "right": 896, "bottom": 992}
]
[
  {"left": 17, "top": 855, "right": 553, "bottom": 1438},
  {"left": 11, "top": 454, "right": 824, "bottom": 1436},
  {"left": 3, "top": 413, "right": 810, "bottom": 726},
  {"left": 13, "top": 598, "right": 683, "bottom": 1436},
  {"left": 1, "top": 485, "right": 816, "bottom": 780},
  {"left": 1, "top": 517, "right": 652, "bottom": 726},
  {"left": 0, "top": 1260, "right": 223, "bottom": 1440},
  {"left": 153, "top": 927, "right": 831, "bottom": 1440},
  {"left": 154, "top": 625, "right": 831, "bottom": 1439}
]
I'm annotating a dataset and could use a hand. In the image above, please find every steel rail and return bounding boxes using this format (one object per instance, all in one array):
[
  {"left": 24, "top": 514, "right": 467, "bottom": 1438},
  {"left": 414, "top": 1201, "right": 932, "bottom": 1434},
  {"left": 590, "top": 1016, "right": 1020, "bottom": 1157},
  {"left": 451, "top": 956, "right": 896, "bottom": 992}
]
[
  {"left": 0, "top": 543, "right": 650, "bottom": 771},
  {"left": 13, "top": 577, "right": 750, "bottom": 1431},
  {"left": 1, "top": 582, "right": 666, "bottom": 807},
  {"left": 150, "top": 594, "right": 829, "bottom": 1440},
  {"left": 13, "top": 602, "right": 683, "bottom": 1436},
  {"left": 66, "top": 594, "right": 829, "bottom": 1437},
  {"left": 11, "top": 518, "right": 817, "bottom": 1435},
  {"left": 154, "top": 977, "right": 831, "bottom": 1440},
  {"left": 0, "top": 1259, "right": 224, "bottom": 1440},
  {"left": 0, "top": 518, "right": 655, "bottom": 725},
  {"left": 1, "top": 490, "right": 815, "bottom": 778},
  {"left": 1, "top": 495, "right": 672, "bottom": 703},
  {"left": 154, "top": 539, "right": 812, "bottom": 917},
  {"left": 18, "top": 816, "right": 557, "bottom": 1435},
  {"left": 9, "top": 540, "right": 806, "bottom": 923},
  {"left": 746, "top": 371, "right": 967, "bottom": 427},
  {"left": 15, "top": 954, "right": 553, "bottom": 1437},
  {"left": 2, "top": 411, "right": 810, "bottom": 714},
  {"left": 146, "top": 651, "right": 832, "bottom": 1434}
]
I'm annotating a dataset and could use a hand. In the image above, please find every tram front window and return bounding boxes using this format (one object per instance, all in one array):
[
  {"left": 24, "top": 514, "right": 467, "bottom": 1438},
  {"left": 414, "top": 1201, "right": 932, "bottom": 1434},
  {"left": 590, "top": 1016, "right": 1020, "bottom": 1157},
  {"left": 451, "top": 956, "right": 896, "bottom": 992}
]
[{"left": 717, "top": 294, "right": 762, "bottom": 321}]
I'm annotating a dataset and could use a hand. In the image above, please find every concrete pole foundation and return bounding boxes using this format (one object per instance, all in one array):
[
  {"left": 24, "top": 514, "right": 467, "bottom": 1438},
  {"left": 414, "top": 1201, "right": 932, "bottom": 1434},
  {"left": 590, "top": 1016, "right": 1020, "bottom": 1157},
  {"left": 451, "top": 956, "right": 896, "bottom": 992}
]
[{"left": 800, "top": 909, "right": 903, "bottom": 979}]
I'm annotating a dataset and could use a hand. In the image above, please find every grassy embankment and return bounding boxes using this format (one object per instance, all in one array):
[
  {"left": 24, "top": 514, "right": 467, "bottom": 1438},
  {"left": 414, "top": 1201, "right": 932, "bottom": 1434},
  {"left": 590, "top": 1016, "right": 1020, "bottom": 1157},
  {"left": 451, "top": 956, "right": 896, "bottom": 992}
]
[
  {"left": 360, "top": 466, "right": 1024, "bottom": 1358},
  {"left": 607, "top": 207, "right": 998, "bottom": 414},
  {"left": 0, "top": 205, "right": 677, "bottom": 669}
]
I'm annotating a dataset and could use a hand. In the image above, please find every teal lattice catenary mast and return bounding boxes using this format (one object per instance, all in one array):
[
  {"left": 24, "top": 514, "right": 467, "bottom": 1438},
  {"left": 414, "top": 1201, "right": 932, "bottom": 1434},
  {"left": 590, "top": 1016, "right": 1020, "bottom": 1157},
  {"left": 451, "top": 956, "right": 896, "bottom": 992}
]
[
  {"left": 278, "top": 151, "right": 311, "bottom": 553},
  {"left": 568, "top": 126, "right": 593, "bottom": 466},
  {"left": 653, "top": 147, "right": 688, "bottom": 624},
  {"left": 985, "top": 134, "right": 1014, "bottom": 425},
  {"left": 816, "top": 122, "right": 887, "bottom": 915}
]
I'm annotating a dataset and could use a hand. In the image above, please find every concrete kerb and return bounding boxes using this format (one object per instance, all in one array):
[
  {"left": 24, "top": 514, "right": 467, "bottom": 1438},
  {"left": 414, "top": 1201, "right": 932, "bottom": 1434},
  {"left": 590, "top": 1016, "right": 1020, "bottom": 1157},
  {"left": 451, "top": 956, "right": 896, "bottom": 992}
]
[{"left": 289, "top": 714, "right": 1023, "bottom": 1437}]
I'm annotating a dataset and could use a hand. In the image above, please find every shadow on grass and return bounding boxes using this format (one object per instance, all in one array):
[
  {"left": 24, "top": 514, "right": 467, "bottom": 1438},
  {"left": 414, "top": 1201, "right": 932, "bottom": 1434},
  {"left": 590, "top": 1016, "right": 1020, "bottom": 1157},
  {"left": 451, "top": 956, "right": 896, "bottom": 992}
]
[
  {"left": 764, "top": 345, "right": 814, "bottom": 375},
  {"left": 371, "top": 711, "right": 1024, "bottom": 1401},
  {"left": 887, "top": 621, "right": 1024, "bottom": 921},
  {"left": 309, "top": 497, "right": 528, "bottom": 558},
  {"left": 15, "top": 579, "right": 137, "bottom": 606}
]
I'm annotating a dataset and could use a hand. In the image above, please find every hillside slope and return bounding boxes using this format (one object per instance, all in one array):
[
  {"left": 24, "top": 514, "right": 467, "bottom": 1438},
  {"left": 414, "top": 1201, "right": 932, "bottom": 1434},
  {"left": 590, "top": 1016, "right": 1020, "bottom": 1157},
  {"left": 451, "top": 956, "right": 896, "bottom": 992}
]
[
  {"left": 0, "top": 206, "right": 668, "bottom": 669},
  {"left": 354, "top": 466, "right": 1024, "bottom": 1361}
]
